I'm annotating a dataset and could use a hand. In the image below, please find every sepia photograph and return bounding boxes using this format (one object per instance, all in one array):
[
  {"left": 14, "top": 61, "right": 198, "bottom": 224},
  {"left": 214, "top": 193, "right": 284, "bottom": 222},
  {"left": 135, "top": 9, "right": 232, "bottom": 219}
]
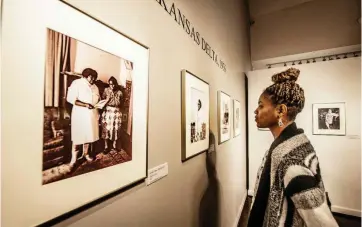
[
  {"left": 318, "top": 108, "right": 340, "bottom": 130},
  {"left": 190, "top": 87, "right": 207, "bottom": 143},
  {"left": 42, "top": 28, "right": 134, "bottom": 185},
  {"left": 181, "top": 70, "right": 210, "bottom": 162},
  {"left": 312, "top": 103, "right": 346, "bottom": 135},
  {"left": 218, "top": 91, "right": 231, "bottom": 144},
  {"left": 233, "top": 99, "right": 241, "bottom": 137}
]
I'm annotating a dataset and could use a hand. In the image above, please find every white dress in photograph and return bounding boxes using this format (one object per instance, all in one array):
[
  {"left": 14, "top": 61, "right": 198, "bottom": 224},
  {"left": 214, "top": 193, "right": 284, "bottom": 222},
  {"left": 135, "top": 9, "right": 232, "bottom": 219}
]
[{"left": 66, "top": 78, "right": 100, "bottom": 145}]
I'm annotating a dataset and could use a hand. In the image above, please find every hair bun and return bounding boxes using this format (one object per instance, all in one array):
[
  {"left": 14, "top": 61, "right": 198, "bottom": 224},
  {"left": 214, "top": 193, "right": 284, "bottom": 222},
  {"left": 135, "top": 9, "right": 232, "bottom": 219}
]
[{"left": 271, "top": 67, "right": 300, "bottom": 83}]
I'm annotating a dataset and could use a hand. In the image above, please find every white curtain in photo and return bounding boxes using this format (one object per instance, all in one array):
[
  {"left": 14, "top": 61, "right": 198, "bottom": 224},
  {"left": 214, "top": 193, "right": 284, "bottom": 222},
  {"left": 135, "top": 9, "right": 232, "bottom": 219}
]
[{"left": 44, "top": 29, "right": 71, "bottom": 107}]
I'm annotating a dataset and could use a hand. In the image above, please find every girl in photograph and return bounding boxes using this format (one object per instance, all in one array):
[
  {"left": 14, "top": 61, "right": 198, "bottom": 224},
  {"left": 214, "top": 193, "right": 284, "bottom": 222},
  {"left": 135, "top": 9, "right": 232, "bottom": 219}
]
[
  {"left": 248, "top": 68, "right": 338, "bottom": 227},
  {"left": 101, "top": 76, "right": 123, "bottom": 152}
]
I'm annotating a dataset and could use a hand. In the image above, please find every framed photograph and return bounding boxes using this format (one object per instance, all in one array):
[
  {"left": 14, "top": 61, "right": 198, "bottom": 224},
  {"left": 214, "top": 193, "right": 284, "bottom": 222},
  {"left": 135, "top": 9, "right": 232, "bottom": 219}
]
[
  {"left": 233, "top": 99, "right": 241, "bottom": 137},
  {"left": 312, "top": 103, "right": 346, "bottom": 135},
  {"left": 181, "top": 70, "right": 210, "bottom": 162},
  {"left": 218, "top": 91, "right": 232, "bottom": 144},
  {"left": 2, "top": 1, "right": 149, "bottom": 226}
]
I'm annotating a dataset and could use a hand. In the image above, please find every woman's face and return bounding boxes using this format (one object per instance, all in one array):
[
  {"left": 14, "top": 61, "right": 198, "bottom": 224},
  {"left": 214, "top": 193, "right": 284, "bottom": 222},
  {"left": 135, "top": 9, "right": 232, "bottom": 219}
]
[
  {"left": 87, "top": 76, "right": 96, "bottom": 85},
  {"left": 109, "top": 80, "right": 115, "bottom": 90},
  {"left": 254, "top": 94, "right": 278, "bottom": 128}
]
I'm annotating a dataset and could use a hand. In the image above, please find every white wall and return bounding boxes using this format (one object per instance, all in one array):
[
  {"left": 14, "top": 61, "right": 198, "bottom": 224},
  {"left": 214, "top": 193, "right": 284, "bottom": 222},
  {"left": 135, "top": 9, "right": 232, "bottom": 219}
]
[
  {"left": 249, "top": 0, "right": 361, "bottom": 61},
  {"left": 1, "top": 0, "right": 251, "bottom": 226},
  {"left": 247, "top": 57, "right": 361, "bottom": 216}
]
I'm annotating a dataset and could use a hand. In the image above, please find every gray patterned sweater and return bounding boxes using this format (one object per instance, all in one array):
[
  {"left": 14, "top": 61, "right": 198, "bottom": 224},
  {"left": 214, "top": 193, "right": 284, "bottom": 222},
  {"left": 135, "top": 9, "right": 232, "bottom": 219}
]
[{"left": 248, "top": 123, "right": 339, "bottom": 227}]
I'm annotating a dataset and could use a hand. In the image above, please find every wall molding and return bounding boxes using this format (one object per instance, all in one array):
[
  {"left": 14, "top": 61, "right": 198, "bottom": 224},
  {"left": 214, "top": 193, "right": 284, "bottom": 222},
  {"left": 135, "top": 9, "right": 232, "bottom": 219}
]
[
  {"left": 232, "top": 191, "right": 248, "bottom": 227},
  {"left": 332, "top": 206, "right": 361, "bottom": 218},
  {"left": 246, "top": 190, "right": 361, "bottom": 218},
  {"left": 251, "top": 44, "right": 361, "bottom": 70}
]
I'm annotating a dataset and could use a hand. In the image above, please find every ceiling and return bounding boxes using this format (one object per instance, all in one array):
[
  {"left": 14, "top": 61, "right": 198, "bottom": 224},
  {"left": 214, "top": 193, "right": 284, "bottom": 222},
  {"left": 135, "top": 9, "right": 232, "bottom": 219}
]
[{"left": 248, "top": 0, "right": 315, "bottom": 18}]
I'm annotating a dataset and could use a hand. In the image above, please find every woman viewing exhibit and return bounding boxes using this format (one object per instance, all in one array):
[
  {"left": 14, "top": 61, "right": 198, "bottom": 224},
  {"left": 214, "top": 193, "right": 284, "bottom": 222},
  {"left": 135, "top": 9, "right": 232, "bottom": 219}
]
[
  {"left": 66, "top": 68, "right": 100, "bottom": 168},
  {"left": 101, "top": 76, "right": 123, "bottom": 152},
  {"left": 248, "top": 68, "right": 338, "bottom": 227}
]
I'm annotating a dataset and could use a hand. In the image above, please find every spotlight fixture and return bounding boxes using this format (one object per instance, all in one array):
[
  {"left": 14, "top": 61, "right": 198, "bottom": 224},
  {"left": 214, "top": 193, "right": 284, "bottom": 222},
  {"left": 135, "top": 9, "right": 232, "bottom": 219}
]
[
  {"left": 336, "top": 55, "right": 340, "bottom": 59},
  {"left": 268, "top": 65, "right": 271, "bottom": 69},
  {"left": 329, "top": 56, "right": 333, "bottom": 60},
  {"left": 292, "top": 62, "right": 295, "bottom": 65},
  {"left": 313, "top": 58, "right": 316, "bottom": 63},
  {"left": 284, "top": 62, "right": 287, "bottom": 66},
  {"left": 323, "top": 57, "right": 326, "bottom": 61},
  {"left": 354, "top": 52, "right": 359, "bottom": 57},
  {"left": 306, "top": 60, "right": 310, "bottom": 63},
  {"left": 298, "top": 61, "right": 302, "bottom": 64},
  {"left": 344, "top": 54, "right": 348, "bottom": 59}
]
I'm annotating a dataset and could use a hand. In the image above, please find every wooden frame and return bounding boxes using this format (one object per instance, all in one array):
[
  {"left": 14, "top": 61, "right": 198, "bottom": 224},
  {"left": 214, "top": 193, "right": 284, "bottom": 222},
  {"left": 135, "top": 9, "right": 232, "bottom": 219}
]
[{"left": 181, "top": 70, "right": 210, "bottom": 162}]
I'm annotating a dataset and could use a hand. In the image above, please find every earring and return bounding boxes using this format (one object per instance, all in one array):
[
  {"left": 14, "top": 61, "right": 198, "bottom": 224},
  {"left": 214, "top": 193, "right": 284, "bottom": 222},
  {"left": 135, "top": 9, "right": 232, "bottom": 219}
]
[{"left": 278, "top": 118, "right": 284, "bottom": 127}]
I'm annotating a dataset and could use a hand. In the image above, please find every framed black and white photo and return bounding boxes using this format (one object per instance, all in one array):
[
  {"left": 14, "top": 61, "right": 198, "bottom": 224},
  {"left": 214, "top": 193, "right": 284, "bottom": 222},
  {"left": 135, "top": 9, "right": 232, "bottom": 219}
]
[
  {"left": 2, "top": 1, "right": 149, "bottom": 226},
  {"left": 312, "top": 103, "right": 346, "bottom": 135},
  {"left": 233, "top": 99, "right": 241, "bottom": 137},
  {"left": 218, "top": 91, "right": 232, "bottom": 144},
  {"left": 181, "top": 70, "right": 210, "bottom": 162}
]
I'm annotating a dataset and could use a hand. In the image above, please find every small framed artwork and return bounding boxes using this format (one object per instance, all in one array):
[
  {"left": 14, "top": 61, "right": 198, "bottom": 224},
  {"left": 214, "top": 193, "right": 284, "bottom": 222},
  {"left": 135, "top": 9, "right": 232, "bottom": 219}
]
[
  {"left": 181, "top": 70, "right": 210, "bottom": 162},
  {"left": 233, "top": 99, "right": 241, "bottom": 137},
  {"left": 217, "top": 91, "right": 232, "bottom": 144},
  {"left": 312, "top": 102, "right": 346, "bottom": 135}
]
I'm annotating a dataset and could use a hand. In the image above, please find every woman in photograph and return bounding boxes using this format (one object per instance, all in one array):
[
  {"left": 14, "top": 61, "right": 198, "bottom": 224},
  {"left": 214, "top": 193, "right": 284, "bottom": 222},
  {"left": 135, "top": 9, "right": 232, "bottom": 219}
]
[
  {"left": 325, "top": 109, "right": 339, "bottom": 129},
  {"left": 101, "top": 76, "right": 123, "bottom": 152},
  {"left": 248, "top": 68, "right": 338, "bottom": 227},
  {"left": 66, "top": 68, "right": 100, "bottom": 168}
]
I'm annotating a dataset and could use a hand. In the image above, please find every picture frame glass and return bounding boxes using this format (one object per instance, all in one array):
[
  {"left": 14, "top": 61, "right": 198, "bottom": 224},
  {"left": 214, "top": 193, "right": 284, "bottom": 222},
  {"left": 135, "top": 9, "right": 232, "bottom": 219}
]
[
  {"left": 218, "top": 91, "right": 231, "bottom": 143},
  {"left": 233, "top": 99, "right": 241, "bottom": 137},
  {"left": 312, "top": 103, "right": 346, "bottom": 135},
  {"left": 182, "top": 70, "right": 210, "bottom": 161},
  {"left": 2, "top": 1, "right": 149, "bottom": 226}
]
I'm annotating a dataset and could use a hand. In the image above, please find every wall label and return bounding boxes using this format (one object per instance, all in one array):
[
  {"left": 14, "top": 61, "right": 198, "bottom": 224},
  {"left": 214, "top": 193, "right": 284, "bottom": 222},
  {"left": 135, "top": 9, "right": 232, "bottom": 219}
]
[{"left": 155, "top": 0, "right": 227, "bottom": 73}]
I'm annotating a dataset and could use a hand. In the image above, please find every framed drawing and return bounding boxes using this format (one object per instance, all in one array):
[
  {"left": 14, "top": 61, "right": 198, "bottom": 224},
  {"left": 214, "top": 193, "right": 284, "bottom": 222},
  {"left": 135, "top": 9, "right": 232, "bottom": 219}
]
[
  {"left": 2, "top": 1, "right": 149, "bottom": 226},
  {"left": 312, "top": 103, "right": 346, "bottom": 135},
  {"left": 218, "top": 91, "right": 232, "bottom": 144},
  {"left": 181, "top": 70, "right": 210, "bottom": 162},
  {"left": 233, "top": 99, "right": 241, "bottom": 137}
]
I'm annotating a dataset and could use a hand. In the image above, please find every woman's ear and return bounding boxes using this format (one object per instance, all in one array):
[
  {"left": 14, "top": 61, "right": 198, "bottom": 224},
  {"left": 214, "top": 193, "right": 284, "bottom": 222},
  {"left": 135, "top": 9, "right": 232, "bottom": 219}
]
[{"left": 276, "top": 104, "right": 288, "bottom": 117}]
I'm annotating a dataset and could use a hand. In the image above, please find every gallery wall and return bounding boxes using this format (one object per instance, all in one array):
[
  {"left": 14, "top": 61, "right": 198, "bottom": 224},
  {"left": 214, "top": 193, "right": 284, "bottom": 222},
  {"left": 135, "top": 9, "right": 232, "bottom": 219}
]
[
  {"left": 249, "top": 0, "right": 361, "bottom": 61},
  {"left": 247, "top": 57, "right": 361, "bottom": 216},
  {"left": 1, "top": 0, "right": 251, "bottom": 227}
]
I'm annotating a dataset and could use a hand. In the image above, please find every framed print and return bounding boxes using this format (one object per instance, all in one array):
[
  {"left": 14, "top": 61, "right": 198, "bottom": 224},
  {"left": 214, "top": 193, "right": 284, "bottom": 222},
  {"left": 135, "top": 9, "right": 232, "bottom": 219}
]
[
  {"left": 233, "top": 99, "right": 241, "bottom": 137},
  {"left": 2, "top": 1, "right": 149, "bottom": 226},
  {"left": 218, "top": 91, "right": 232, "bottom": 144},
  {"left": 181, "top": 70, "right": 210, "bottom": 162},
  {"left": 312, "top": 103, "right": 346, "bottom": 135}
]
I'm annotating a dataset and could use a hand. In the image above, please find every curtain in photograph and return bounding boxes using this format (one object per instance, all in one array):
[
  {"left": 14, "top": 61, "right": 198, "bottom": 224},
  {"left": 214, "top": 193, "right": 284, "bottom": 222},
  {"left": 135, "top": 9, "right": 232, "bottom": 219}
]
[
  {"left": 44, "top": 29, "right": 71, "bottom": 107},
  {"left": 125, "top": 60, "right": 133, "bottom": 135}
]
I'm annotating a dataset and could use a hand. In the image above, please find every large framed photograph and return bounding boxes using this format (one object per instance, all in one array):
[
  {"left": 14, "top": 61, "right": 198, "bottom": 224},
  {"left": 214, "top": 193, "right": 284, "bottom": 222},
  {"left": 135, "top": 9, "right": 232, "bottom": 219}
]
[
  {"left": 2, "top": 1, "right": 149, "bottom": 226},
  {"left": 218, "top": 91, "right": 232, "bottom": 144},
  {"left": 233, "top": 99, "right": 241, "bottom": 137},
  {"left": 181, "top": 70, "right": 210, "bottom": 162},
  {"left": 312, "top": 103, "right": 346, "bottom": 135}
]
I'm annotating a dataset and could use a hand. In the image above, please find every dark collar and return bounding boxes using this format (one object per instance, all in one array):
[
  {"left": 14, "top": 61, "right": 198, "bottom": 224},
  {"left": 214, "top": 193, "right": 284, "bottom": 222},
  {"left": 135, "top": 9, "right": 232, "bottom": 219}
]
[{"left": 269, "top": 122, "right": 304, "bottom": 152}]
